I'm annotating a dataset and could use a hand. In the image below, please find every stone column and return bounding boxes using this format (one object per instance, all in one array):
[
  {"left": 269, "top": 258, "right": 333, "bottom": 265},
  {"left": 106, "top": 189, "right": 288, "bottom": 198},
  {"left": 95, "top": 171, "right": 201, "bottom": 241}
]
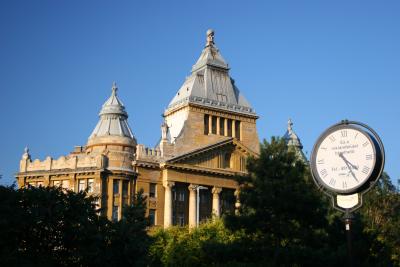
[
  {"left": 188, "top": 184, "right": 197, "bottom": 228},
  {"left": 224, "top": 118, "right": 228, "bottom": 136},
  {"left": 232, "top": 120, "right": 236, "bottom": 138},
  {"left": 163, "top": 181, "right": 175, "bottom": 228},
  {"left": 208, "top": 115, "right": 212, "bottom": 135},
  {"left": 216, "top": 117, "right": 220, "bottom": 135},
  {"left": 212, "top": 187, "right": 222, "bottom": 218}
]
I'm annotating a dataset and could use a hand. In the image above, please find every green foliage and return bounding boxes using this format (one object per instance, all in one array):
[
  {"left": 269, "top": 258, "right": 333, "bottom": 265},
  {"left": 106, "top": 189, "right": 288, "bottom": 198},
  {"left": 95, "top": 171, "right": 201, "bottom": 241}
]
[
  {"left": 225, "top": 137, "right": 333, "bottom": 266},
  {"left": 148, "top": 219, "right": 249, "bottom": 266},
  {"left": 0, "top": 185, "right": 150, "bottom": 267}
]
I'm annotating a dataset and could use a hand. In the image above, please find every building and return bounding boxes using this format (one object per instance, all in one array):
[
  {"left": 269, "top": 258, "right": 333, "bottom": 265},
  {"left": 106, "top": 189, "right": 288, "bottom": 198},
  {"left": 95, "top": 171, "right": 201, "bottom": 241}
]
[{"left": 16, "top": 30, "right": 304, "bottom": 227}]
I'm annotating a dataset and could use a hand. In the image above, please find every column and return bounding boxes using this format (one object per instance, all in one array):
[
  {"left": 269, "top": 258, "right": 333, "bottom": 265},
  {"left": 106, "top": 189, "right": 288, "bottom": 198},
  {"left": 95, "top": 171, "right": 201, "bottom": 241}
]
[
  {"left": 224, "top": 118, "right": 228, "bottom": 136},
  {"left": 107, "top": 178, "right": 113, "bottom": 220},
  {"left": 188, "top": 184, "right": 197, "bottom": 228},
  {"left": 163, "top": 181, "right": 175, "bottom": 228},
  {"left": 208, "top": 115, "right": 212, "bottom": 135},
  {"left": 234, "top": 188, "right": 241, "bottom": 215},
  {"left": 118, "top": 180, "right": 123, "bottom": 221},
  {"left": 216, "top": 117, "right": 220, "bottom": 135},
  {"left": 212, "top": 187, "right": 222, "bottom": 218},
  {"left": 232, "top": 120, "right": 236, "bottom": 138}
]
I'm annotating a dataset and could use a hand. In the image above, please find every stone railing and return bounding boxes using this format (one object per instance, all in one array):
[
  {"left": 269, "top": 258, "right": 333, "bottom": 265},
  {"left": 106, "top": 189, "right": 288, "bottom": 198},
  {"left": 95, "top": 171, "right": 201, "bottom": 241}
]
[
  {"left": 21, "top": 154, "right": 101, "bottom": 172},
  {"left": 136, "top": 144, "right": 162, "bottom": 162}
]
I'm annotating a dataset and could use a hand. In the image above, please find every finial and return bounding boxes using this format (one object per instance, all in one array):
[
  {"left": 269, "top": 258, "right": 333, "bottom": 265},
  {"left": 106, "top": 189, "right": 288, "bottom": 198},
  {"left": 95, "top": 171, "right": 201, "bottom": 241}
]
[
  {"left": 206, "top": 29, "right": 215, "bottom": 47},
  {"left": 24, "top": 146, "right": 29, "bottom": 154},
  {"left": 111, "top": 81, "right": 118, "bottom": 95},
  {"left": 288, "top": 118, "right": 293, "bottom": 133}
]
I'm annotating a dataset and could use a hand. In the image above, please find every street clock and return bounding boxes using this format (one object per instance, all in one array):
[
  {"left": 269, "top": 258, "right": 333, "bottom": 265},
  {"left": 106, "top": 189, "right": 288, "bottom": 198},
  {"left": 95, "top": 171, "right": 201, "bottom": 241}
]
[{"left": 310, "top": 120, "right": 385, "bottom": 212}]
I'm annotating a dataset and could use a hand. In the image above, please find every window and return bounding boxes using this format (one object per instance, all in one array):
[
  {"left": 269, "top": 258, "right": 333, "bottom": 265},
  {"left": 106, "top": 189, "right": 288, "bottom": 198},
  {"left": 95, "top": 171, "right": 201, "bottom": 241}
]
[
  {"left": 204, "top": 114, "right": 209, "bottom": 134},
  {"left": 113, "top": 180, "right": 119, "bottom": 194},
  {"left": 37, "top": 181, "right": 44, "bottom": 187},
  {"left": 87, "top": 179, "right": 94, "bottom": 193},
  {"left": 177, "top": 213, "right": 185, "bottom": 226},
  {"left": 219, "top": 118, "right": 225, "bottom": 136},
  {"left": 53, "top": 180, "right": 61, "bottom": 187},
  {"left": 235, "top": 121, "right": 241, "bottom": 140},
  {"left": 122, "top": 181, "right": 128, "bottom": 196},
  {"left": 211, "top": 116, "right": 217, "bottom": 134},
  {"left": 149, "top": 209, "right": 156, "bottom": 226},
  {"left": 112, "top": 205, "right": 119, "bottom": 221},
  {"left": 227, "top": 119, "right": 232, "bottom": 137},
  {"left": 78, "top": 179, "right": 86, "bottom": 192},
  {"left": 149, "top": 183, "right": 157, "bottom": 198}
]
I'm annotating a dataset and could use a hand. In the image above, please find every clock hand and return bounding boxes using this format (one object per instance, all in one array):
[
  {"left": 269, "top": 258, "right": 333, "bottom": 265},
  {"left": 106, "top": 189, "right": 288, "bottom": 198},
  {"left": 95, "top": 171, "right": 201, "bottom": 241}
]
[
  {"left": 339, "top": 153, "right": 359, "bottom": 170},
  {"left": 338, "top": 153, "right": 359, "bottom": 183}
]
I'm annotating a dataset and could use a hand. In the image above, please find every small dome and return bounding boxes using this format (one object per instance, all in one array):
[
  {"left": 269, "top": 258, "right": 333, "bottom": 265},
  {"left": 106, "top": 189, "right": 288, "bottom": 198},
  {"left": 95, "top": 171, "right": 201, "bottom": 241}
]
[{"left": 87, "top": 82, "right": 136, "bottom": 147}]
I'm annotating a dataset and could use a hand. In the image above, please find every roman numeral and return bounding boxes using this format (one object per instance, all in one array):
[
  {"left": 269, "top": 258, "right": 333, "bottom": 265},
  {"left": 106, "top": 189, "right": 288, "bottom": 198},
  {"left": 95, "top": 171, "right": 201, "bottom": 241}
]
[
  {"left": 320, "top": 169, "right": 328, "bottom": 178},
  {"left": 329, "top": 135, "right": 336, "bottom": 142},
  {"left": 341, "top": 130, "right": 347, "bottom": 137},
  {"left": 329, "top": 178, "right": 336, "bottom": 186},
  {"left": 320, "top": 147, "right": 327, "bottom": 150},
  {"left": 363, "top": 141, "right": 369, "bottom": 147},
  {"left": 366, "top": 154, "right": 373, "bottom": 160},
  {"left": 342, "top": 181, "right": 347, "bottom": 189},
  {"left": 362, "top": 166, "right": 370, "bottom": 174},
  {"left": 354, "top": 133, "right": 359, "bottom": 139},
  {"left": 317, "top": 159, "right": 325, "bottom": 164}
]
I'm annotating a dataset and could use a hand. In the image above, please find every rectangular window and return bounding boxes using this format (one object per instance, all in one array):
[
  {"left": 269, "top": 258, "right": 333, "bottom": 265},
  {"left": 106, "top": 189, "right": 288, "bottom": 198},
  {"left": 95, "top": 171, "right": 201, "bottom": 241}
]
[
  {"left": 219, "top": 118, "right": 225, "bottom": 136},
  {"left": 112, "top": 205, "right": 119, "bottom": 221},
  {"left": 211, "top": 116, "right": 217, "bottom": 134},
  {"left": 113, "top": 180, "right": 119, "bottom": 194},
  {"left": 177, "top": 213, "right": 185, "bottom": 226},
  {"left": 235, "top": 121, "right": 241, "bottom": 140},
  {"left": 204, "top": 114, "right": 209, "bottom": 135},
  {"left": 149, "top": 209, "right": 156, "bottom": 226},
  {"left": 122, "top": 181, "right": 128, "bottom": 196},
  {"left": 78, "top": 179, "right": 86, "bottom": 192},
  {"left": 87, "top": 179, "right": 94, "bottom": 193},
  {"left": 37, "top": 181, "right": 44, "bottom": 187},
  {"left": 53, "top": 180, "right": 61, "bottom": 187},
  {"left": 227, "top": 119, "right": 232, "bottom": 137},
  {"left": 149, "top": 183, "right": 156, "bottom": 198}
]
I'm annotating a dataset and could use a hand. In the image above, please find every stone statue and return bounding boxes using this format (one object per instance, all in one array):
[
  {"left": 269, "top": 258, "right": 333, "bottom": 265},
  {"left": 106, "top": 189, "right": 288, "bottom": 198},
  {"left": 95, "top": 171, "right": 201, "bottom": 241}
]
[{"left": 206, "top": 29, "right": 215, "bottom": 46}]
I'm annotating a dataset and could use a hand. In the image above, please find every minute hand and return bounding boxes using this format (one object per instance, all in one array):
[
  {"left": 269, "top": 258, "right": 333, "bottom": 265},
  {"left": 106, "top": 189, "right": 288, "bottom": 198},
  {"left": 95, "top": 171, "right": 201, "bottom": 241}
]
[
  {"left": 339, "top": 153, "right": 359, "bottom": 182},
  {"left": 339, "top": 153, "right": 358, "bottom": 170}
]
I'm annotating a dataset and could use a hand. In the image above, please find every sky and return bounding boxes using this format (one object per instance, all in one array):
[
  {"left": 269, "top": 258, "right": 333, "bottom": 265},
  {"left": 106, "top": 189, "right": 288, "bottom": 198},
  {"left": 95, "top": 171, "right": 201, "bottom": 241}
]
[{"left": 0, "top": 0, "right": 399, "bottom": 186}]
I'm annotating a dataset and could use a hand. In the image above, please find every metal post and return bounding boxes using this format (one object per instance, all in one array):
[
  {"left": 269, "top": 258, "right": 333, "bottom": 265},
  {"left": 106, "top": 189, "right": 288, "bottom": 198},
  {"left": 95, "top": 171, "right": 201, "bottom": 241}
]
[{"left": 344, "top": 210, "right": 354, "bottom": 267}]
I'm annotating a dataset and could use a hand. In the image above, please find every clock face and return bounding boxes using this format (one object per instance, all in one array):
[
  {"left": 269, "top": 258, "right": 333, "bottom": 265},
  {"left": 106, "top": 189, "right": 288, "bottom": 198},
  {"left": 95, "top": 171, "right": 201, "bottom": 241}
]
[{"left": 312, "top": 126, "right": 376, "bottom": 193}]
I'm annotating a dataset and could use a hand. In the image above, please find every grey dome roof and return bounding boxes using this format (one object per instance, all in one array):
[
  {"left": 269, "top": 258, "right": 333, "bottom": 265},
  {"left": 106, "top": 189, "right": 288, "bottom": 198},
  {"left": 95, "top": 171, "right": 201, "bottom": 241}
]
[{"left": 89, "top": 82, "right": 135, "bottom": 140}]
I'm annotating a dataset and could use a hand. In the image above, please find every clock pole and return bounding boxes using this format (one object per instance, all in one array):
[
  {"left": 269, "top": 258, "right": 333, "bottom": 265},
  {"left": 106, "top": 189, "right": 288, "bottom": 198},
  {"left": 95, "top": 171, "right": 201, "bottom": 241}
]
[{"left": 344, "top": 210, "right": 354, "bottom": 267}]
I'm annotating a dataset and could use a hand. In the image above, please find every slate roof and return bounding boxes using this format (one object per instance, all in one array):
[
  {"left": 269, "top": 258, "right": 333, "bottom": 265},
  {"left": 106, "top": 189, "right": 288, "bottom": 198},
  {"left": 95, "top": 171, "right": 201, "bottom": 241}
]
[{"left": 89, "top": 82, "right": 135, "bottom": 140}]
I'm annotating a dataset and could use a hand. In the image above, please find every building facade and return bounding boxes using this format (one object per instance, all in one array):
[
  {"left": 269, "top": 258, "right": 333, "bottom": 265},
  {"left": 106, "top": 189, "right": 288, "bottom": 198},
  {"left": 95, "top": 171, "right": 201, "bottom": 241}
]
[{"left": 16, "top": 30, "right": 304, "bottom": 227}]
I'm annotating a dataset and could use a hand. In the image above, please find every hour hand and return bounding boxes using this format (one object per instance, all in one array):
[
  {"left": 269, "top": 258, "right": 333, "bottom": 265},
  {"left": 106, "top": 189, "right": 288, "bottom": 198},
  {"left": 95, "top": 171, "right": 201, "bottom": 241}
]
[
  {"left": 339, "top": 153, "right": 359, "bottom": 182},
  {"left": 339, "top": 153, "right": 358, "bottom": 170}
]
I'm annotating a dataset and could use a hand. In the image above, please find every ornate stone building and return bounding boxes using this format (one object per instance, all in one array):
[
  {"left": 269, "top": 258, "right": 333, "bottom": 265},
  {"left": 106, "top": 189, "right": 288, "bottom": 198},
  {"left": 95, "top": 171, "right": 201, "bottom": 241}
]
[{"left": 16, "top": 30, "right": 304, "bottom": 227}]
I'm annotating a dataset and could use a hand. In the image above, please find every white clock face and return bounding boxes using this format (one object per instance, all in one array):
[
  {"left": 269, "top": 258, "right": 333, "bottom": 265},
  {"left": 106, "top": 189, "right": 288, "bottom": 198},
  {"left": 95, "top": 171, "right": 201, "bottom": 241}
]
[{"left": 314, "top": 127, "right": 376, "bottom": 192}]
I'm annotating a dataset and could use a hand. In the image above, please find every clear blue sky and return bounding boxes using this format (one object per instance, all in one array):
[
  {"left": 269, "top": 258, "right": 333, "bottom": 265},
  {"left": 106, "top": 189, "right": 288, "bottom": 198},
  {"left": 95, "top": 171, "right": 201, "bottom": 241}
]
[{"left": 1, "top": 0, "right": 399, "bottom": 186}]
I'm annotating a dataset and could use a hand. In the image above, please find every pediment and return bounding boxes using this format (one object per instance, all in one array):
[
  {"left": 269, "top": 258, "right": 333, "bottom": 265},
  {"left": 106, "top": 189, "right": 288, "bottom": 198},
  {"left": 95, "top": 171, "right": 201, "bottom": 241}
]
[{"left": 165, "top": 138, "right": 256, "bottom": 174}]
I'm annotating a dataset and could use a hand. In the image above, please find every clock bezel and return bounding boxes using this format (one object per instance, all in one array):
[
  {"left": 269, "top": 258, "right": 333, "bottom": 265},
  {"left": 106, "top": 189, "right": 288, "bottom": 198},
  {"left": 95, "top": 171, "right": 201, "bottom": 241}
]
[{"left": 311, "top": 124, "right": 379, "bottom": 195}]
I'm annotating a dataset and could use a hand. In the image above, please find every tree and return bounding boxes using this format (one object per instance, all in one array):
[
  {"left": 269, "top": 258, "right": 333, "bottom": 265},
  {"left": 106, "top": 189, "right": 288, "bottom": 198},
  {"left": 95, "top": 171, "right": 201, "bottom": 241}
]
[{"left": 225, "top": 137, "right": 333, "bottom": 266}]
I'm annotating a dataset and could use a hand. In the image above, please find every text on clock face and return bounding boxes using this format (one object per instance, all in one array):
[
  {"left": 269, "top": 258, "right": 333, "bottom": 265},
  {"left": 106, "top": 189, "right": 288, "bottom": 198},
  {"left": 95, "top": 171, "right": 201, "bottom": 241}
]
[{"left": 315, "top": 128, "right": 374, "bottom": 191}]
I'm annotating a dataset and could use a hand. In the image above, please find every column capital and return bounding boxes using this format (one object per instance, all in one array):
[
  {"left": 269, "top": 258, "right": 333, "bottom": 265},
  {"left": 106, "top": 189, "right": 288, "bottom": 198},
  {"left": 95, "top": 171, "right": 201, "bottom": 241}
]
[
  {"left": 188, "top": 184, "right": 198, "bottom": 191},
  {"left": 163, "top": 181, "right": 175, "bottom": 188},
  {"left": 212, "top": 187, "right": 222, "bottom": 195}
]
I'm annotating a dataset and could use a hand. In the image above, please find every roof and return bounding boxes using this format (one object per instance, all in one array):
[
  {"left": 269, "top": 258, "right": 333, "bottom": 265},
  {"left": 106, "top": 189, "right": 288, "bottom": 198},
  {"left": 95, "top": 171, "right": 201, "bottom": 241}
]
[
  {"left": 166, "top": 29, "right": 256, "bottom": 116},
  {"left": 283, "top": 119, "right": 308, "bottom": 162},
  {"left": 88, "top": 82, "right": 136, "bottom": 141}
]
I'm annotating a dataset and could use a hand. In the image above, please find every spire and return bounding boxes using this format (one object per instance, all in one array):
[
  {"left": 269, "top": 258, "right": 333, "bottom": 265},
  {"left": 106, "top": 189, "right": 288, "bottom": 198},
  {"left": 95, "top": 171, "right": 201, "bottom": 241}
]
[
  {"left": 192, "top": 29, "right": 229, "bottom": 72},
  {"left": 283, "top": 119, "right": 307, "bottom": 162},
  {"left": 166, "top": 29, "right": 255, "bottom": 116},
  {"left": 89, "top": 82, "right": 135, "bottom": 140}
]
